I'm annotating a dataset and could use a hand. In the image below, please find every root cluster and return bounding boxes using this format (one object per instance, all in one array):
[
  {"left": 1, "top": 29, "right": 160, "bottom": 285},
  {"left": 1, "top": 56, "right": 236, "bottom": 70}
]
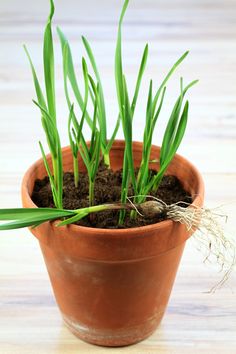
[{"left": 133, "top": 197, "right": 236, "bottom": 291}]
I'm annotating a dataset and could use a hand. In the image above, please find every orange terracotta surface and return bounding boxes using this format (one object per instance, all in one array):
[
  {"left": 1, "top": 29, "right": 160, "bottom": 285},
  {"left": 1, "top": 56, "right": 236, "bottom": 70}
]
[{"left": 21, "top": 141, "right": 204, "bottom": 346}]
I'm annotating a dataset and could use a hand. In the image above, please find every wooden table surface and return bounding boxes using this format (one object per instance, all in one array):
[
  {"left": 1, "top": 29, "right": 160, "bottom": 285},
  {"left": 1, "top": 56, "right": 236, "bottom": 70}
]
[{"left": 0, "top": 0, "right": 236, "bottom": 353}]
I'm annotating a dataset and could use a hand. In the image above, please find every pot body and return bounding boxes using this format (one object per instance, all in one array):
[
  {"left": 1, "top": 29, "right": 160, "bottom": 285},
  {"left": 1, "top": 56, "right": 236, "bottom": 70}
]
[{"left": 21, "top": 141, "right": 204, "bottom": 346}]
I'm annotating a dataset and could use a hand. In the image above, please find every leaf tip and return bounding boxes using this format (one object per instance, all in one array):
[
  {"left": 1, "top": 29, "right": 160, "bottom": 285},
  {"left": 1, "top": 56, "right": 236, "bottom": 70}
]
[{"left": 49, "top": 0, "right": 55, "bottom": 21}]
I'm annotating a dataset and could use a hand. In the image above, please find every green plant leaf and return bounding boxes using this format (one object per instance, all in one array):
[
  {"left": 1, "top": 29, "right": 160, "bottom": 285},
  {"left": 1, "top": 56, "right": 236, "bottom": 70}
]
[
  {"left": 82, "top": 36, "right": 107, "bottom": 143},
  {"left": 57, "top": 27, "right": 93, "bottom": 129},
  {"left": 57, "top": 211, "right": 89, "bottom": 226},
  {"left": 122, "top": 75, "right": 137, "bottom": 194},
  {"left": 23, "top": 45, "right": 47, "bottom": 111},
  {"left": 160, "top": 79, "right": 198, "bottom": 165},
  {"left": 68, "top": 104, "right": 78, "bottom": 157},
  {"left": 39, "top": 141, "right": 59, "bottom": 207},
  {"left": 131, "top": 43, "right": 148, "bottom": 115},
  {"left": 0, "top": 208, "right": 74, "bottom": 230},
  {"left": 43, "top": 0, "right": 56, "bottom": 122},
  {"left": 152, "top": 51, "right": 189, "bottom": 113},
  {"left": 33, "top": 100, "right": 57, "bottom": 156}
]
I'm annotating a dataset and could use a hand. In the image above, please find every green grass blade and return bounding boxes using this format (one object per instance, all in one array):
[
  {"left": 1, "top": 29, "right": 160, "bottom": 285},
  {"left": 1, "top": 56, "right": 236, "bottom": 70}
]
[
  {"left": 43, "top": 0, "right": 56, "bottom": 122},
  {"left": 87, "top": 75, "right": 107, "bottom": 157},
  {"left": 131, "top": 43, "right": 148, "bottom": 115},
  {"left": 115, "top": 0, "right": 139, "bottom": 219},
  {"left": 41, "top": 116, "right": 56, "bottom": 156},
  {"left": 144, "top": 80, "right": 153, "bottom": 141},
  {"left": 79, "top": 148, "right": 91, "bottom": 175},
  {"left": 57, "top": 204, "right": 111, "bottom": 227},
  {"left": 160, "top": 99, "right": 182, "bottom": 164},
  {"left": 138, "top": 86, "right": 166, "bottom": 193},
  {"left": 152, "top": 86, "right": 166, "bottom": 129},
  {"left": 0, "top": 208, "right": 75, "bottom": 231},
  {"left": 57, "top": 29, "right": 77, "bottom": 104},
  {"left": 34, "top": 100, "right": 63, "bottom": 209},
  {"left": 0, "top": 208, "right": 74, "bottom": 221},
  {"left": 115, "top": 0, "right": 128, "bottom": 115},
  {"left": 119, "top": 149, "right": 129, "bottom": 223},
  {"left": 80, "top": 133, "right": 90, "bottom": 162},
  {"left": 69, "top": 59, "right": 89, "bottom": 169},
  {"left": 82, "top": 36, "right": 107, "bottom": 140},
  {"left": 57, "top": 27, "right": 93, "bottom": 129},
  {"left": 106, "top": 115, "right": 121, "bottom": 153},
  {"left": 39, "top": 141, "right": 59, "bottom": 208},
  {"left": 115, "top": 0, "right": 129, "bottom": 145},
  {"left": 165, "top": 100, "right": 189, "bottom": 163},
  {"left": 152, "top": 101, "right": 189, "bottom": 191},
  {"left": 152, "top": 51, "right": 189, "bottom": 111},
  {"left": 23, "top": 45, "right": 47, "bottom": 110},
  {"left": 77, "top": 58, "right": 89, "bottom": 140},
  {"left": 136, "top": 80, "right": 153, "bottom": 191},
  {"left": 0, "top": 219, "right": 45, "bottom": 230},
  {"left": 91, "top": 131, "right": 101, "bottom": 179},
  {"left": 57, "top": 28, "right": 82, "bottom": 103},
  {"left": 107, "top": 43, "right": 148, "bottom": 154},
  {"left": 109, "top": 41, "right": 148, "bottom": 155},
  {"left": 55, "top": 135, "right": 63, "bottom": 209},
  {"left": 90, "top": 101, "right": 98, "bottom": 155},
  {"left": 122, "top": 75, "right": 137, "bottom": 194},
  {"left": 68, "top": 104, "right": 78, "bottom": 157},
  {"left": 33, "top": 100, "right": 57, "bottom": 156},
  {"left": 57, "top": 211, "right": 89, "bottom": 226},
  {"left": 160, "top": 79, "right": 198, "bottom": 165}
]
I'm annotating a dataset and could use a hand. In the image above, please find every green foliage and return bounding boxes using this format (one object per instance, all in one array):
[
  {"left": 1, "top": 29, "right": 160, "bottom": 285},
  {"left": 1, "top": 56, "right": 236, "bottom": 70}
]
[
  {"left": 24, "top": 0, "right": 63, "bottom": 209},
  {"left": 67, "top": 57, "right": 89, "bottom": 188},
  {"left": 0, "top": 205, "right": 110, "bottom": 230},
  {"left": 79, "top": 77, "right": 102, "bottom": 207},
  {"left": 57, "top": 28, "right": 118, "bottom": 168},
  {"left": 18, "top": 0, "right": 198, "bottom": 227},
  {"left": 151, "top": 79, "right": 198, "bottom": 192}
]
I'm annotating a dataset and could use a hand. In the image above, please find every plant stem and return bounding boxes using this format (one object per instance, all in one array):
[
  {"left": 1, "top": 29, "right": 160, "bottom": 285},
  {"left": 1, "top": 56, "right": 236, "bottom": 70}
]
[
  {"left": 75, "top": 202, "right": 133, "bottom": 218},
  {"left": 51, "top": 156, "right": 63, "bottom": 209},
  {"left": 73, "top": 156, "right": 79, "bottom": 188},
  {"left": 52, "top": 158, "right": 57, "bottom": 188},
  {"left": 52, "top": 157, "right": 60, "bottom": 206},
  {"left": 89, "top": 179, "right": 95, "bottom": 207},
  {"left": 85, "top": 204, "right": 110, "bottom": 214},
  {"left": 118, "top": 148, "right": 129, "bottom": 224},
  {"left": 152, "top": 174, "right": 163, "bottom": 193},
  {"left": 103, "top": 151, "right": 110, "bottom": 167}
]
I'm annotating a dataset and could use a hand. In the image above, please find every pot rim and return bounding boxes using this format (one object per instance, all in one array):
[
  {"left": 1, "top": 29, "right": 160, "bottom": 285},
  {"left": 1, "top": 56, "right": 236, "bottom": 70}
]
[{"left": 21, "top": 140, "right": 204, "bottom": 236}]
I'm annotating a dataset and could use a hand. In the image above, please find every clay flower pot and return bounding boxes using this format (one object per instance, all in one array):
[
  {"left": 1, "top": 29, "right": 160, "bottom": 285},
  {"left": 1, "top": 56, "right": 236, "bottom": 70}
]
[{"left": 21, "top": 140, "right": 204, "bottom": 347}]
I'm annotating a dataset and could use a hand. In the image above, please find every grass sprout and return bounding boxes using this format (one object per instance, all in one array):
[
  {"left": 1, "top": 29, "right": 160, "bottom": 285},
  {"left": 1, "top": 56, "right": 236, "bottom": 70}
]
[
  {"left": 140, "top": 78, "right": 198, "bottom": 198},
  {"left": 68, "top": 70, "right": 102, "bottom": 207},
  {"left": 0, "top": 206, "right": 111, "bottom": 230},
  {"left": 67, "top": 58, "right": 89, "bottom": 187},
  {"left": 57, "top": 28, "right": 114, "bottom": 168},
  {"left": 21, "top": 0, "right": 197, "bottom": 223},
  {"left": 23, "top": 0, "right": 63, "bottom": 209}
]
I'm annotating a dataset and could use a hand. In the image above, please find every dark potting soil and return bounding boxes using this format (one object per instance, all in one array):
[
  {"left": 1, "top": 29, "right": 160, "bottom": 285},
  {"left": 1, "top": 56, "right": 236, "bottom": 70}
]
[{"left": 32, "top": 164, "right": 192, "bottom": 229}]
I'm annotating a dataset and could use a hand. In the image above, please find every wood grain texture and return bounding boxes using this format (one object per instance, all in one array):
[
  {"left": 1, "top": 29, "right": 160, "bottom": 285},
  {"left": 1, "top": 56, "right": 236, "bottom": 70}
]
[{"left": 0, "top": 0, "right": 235, "bottom": 353}]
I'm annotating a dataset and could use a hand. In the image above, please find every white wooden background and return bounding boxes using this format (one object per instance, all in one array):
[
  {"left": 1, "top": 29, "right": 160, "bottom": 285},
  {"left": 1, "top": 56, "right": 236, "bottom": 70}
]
[{"left": 0, "top": 0, "right": 236, "bottom": 353}]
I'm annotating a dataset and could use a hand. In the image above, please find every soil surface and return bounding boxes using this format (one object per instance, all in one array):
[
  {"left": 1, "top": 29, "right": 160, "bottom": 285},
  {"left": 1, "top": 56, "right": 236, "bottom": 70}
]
[{"left": 32, "top": 164, "right": 192, "bottom": 229}]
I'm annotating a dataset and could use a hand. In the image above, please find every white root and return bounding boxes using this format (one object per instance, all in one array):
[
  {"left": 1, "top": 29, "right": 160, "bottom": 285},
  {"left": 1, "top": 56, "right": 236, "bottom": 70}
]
[
  {"left": 132, "top": 196, "right": 236, "bottom": 292},
  {"left": 167, "top": 202, "right": 235, "bottom": 292}
]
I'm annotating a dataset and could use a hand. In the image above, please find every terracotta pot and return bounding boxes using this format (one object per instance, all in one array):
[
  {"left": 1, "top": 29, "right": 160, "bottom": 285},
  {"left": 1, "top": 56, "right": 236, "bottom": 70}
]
[{"left": 21, "top": 141, "right": 204, "bottom": 347}]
